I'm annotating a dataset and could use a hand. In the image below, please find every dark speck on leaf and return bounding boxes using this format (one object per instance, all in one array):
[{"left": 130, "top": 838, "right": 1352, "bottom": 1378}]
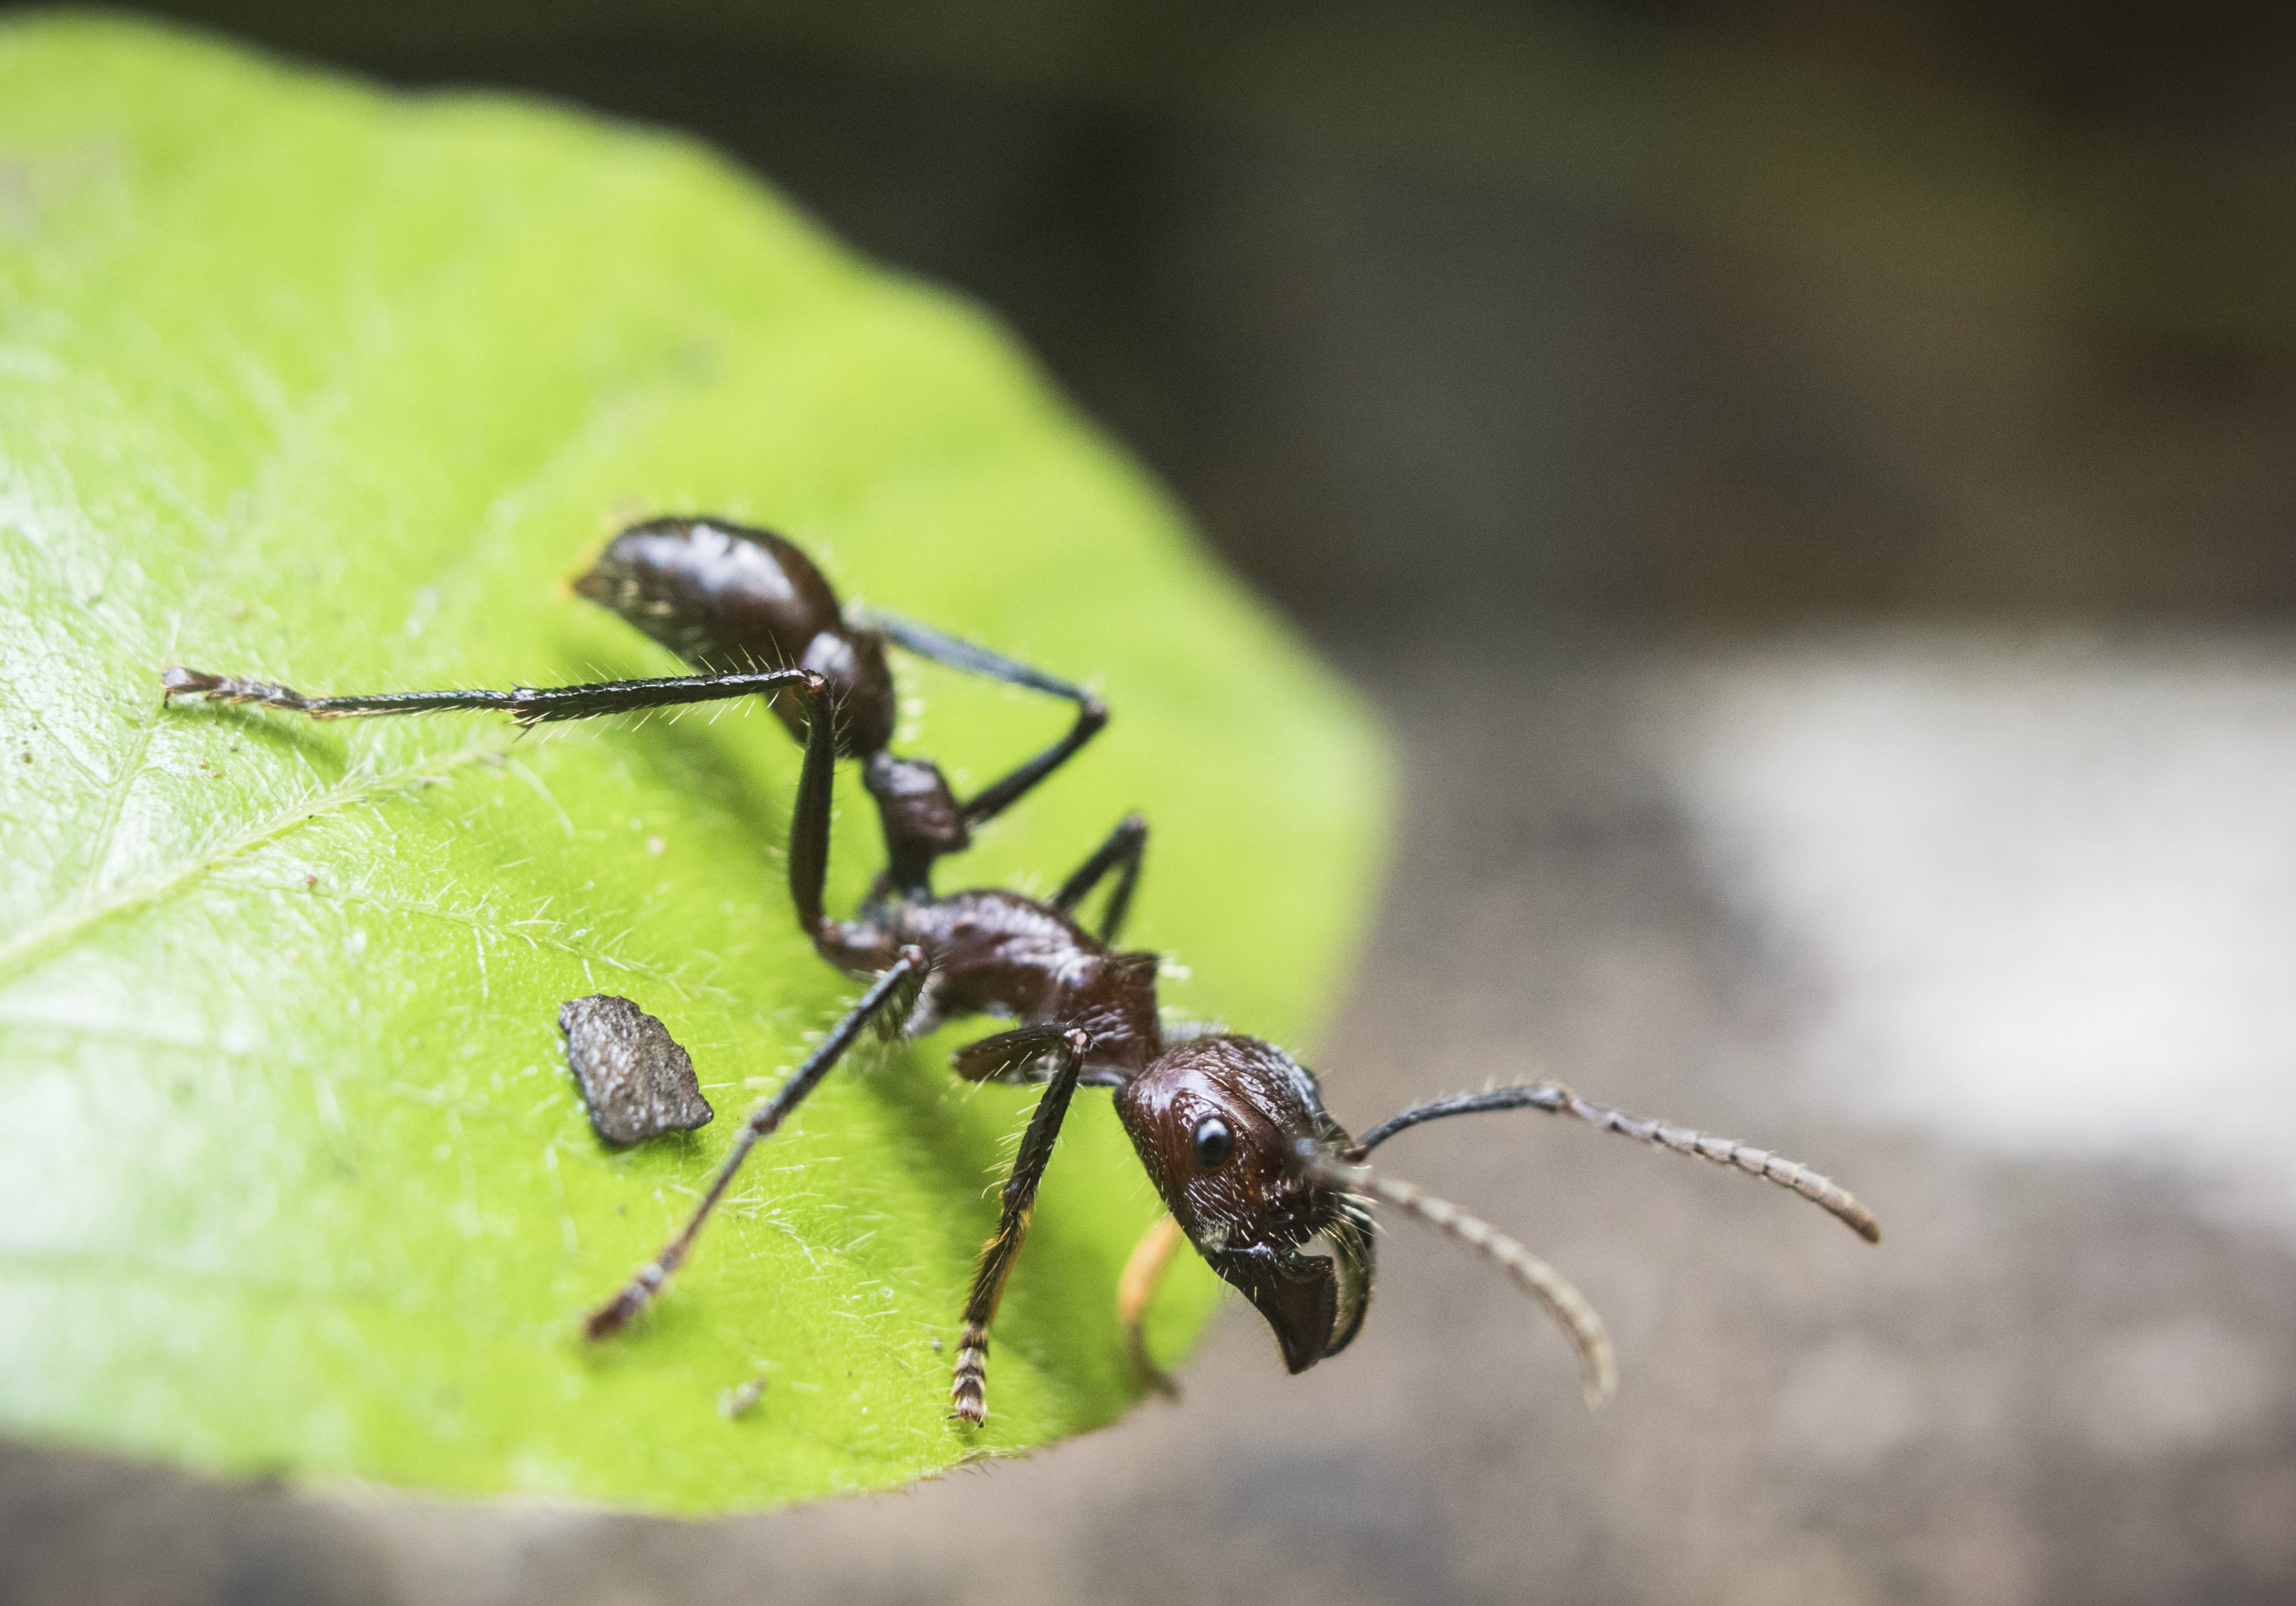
[{"left": 559, "top": 994, "right": 714, "bottom": 1145}]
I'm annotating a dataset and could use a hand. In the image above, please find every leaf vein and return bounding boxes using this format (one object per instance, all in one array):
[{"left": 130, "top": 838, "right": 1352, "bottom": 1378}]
[
  {"left": 69, "top": 661, "right": 172, "bottom": 902},
  {"left": 210, "top": 870, "right": 737, "bottom": 1004},
  {"left": 0, "top": 735, "right": 506, "bottom": 988}
]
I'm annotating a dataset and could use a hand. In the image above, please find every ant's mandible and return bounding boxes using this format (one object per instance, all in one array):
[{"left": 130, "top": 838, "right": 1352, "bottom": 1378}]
[{"left": 162, "top": 518, "right": 1881, "bottom": 1425}]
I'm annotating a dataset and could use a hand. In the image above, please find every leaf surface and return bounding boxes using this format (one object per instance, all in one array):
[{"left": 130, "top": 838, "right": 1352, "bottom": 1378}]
[{"left": 0, "top": 15, "right": 1386, "bottom": 1512}]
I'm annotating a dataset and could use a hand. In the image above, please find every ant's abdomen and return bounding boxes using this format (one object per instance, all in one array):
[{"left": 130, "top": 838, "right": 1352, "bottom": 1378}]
[{"left": 575, "top": 516, "right": 895, "bottom": 754}]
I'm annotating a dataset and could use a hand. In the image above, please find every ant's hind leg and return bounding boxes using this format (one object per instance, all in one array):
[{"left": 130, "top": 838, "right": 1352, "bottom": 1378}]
[
  {"left": 951, "top": 1026, "right": 1091, "bottom": 1426},
  {"left": 585, "top": 946, "right": 928, "bottom": 1341},
  {"left": 785, "top": 677, "right": 841, "bottom": 942},
  {"left": 1053, "top": 813, "right": 1147, "bottom": 944},
  {"left": 160, "top": 664, "right": 819, "bottom": 729},
  {"left": 864, "top": 610, "right": 1109, "bottom": 828},
  {"left": 784, "top": 683, "right": 909, "bottom": 972}
]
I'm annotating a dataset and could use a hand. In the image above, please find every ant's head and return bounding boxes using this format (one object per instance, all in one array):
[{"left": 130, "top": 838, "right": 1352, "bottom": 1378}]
[
  {"left": 1115, "top": 1034, "right": 1373, "bottom": 1373},
  {"left": 1119, "top": 1037, "right": 1885, "bottom": 1405}
]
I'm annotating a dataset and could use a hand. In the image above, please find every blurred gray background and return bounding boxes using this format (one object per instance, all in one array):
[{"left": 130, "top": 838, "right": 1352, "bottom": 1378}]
[{"left": 7, "top": 2, "right": 2296, "bottom": 1601}]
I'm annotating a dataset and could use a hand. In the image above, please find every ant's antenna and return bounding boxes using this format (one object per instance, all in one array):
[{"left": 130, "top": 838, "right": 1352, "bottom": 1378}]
[
  {"left": 1350, "top": 1085, "right": 1881, "bottom": 1244},
  {"left": 1300, "top": 1143, "right": 1616, "bottom": 1408}
]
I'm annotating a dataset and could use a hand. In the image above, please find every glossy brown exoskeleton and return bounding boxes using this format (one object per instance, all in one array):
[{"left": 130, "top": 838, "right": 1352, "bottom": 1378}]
[
  {"left": 585, "top": 678, "right": 1882, "bottom": 1423},
  {"left": 575, "top": 518, "right": 1106, "bottom": 896}
]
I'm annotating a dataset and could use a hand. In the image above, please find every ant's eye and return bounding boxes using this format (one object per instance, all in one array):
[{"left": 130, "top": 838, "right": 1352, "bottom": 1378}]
[{"left": 1192, "top": 1114, "right": 1234, "bottom": 1170}]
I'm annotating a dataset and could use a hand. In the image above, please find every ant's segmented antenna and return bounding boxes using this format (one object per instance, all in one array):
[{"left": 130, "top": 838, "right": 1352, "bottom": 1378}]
[
  {"left": 1351, "top": 1085, "right": 1881, "bottom": 1244},
  {"left": 1562, "top": 1091, "right": 1882, "bottom": 1243},
  {"left": 1301, "top": 1144, "right": 1616, "bottom": 1408}
]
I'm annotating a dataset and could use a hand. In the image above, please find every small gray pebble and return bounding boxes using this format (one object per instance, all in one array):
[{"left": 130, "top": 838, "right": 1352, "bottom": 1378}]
[{"left": 559, "top": 994, "right": 714, "bottom": 1145}]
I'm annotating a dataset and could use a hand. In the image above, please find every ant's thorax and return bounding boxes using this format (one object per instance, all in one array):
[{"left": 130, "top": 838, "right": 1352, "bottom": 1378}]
[{"left": 822, "top": 886, "right": 1165, "bottom": 1083}]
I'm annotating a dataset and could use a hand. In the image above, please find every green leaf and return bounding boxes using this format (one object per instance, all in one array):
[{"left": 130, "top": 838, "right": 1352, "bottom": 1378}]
[{"left": 0, "top": 15, "right": 1386, "bottom": 1513}]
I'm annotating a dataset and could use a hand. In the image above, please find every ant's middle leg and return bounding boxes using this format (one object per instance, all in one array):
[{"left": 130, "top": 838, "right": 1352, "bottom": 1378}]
[
  {"left": 585, "top": 945, "right": 928, "bottom": 1340},
  {"left": 160, "top": 664, "right": 821, "bottom": 729},
  {"left": 865, "top": 610, "right": 1108, "bottom": 828},
  {"left": 1052, "top": 812, "right": 1147, "bottom": 944}
]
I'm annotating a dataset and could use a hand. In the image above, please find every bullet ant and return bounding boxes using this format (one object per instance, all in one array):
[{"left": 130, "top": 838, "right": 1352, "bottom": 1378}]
[
  {"left": 163, "top": 518, "right": 1881, "bottom": 1425},
  {"left": 583, "top": 668, "right": 1876, "bottom": 1422}
]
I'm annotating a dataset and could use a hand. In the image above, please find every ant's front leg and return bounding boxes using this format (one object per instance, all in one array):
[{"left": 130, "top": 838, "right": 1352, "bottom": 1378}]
[
  {"left": 863, "top": 610, "right": 1108, "bottom": 828},
  {"left": 950, "top": 1024, "right": 1091, "bottom": 1426},
  {"left": 160, "top": 664, "right": 821, "bottom": 728}
]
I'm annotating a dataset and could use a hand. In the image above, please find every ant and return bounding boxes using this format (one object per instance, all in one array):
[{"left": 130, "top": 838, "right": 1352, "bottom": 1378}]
[
  {"left": 161, "top": 516, "right": 1111, "bottom": 902},
  {"left": 584, "top": 673, "right": 1878, "bottom": 1422},
  {"left": 163, "top": 519, "right": 1882, "bottom": 1424}
]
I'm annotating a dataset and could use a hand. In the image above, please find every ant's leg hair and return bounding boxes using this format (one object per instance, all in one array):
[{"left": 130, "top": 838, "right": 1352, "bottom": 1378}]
[
  {"left": 1351, "top": 1086, "right": 1881, "bottom": 1244},
  {"left": 952, "top": 1022, "right": 1077, "bottom": 1083},
  {"left": 160, "top": 664, "right": 821, "bottom": 729},
  {"left": 1051, "top": 812, "right": 1148, "bottom": 944},
  {"left": 585, "top": 946, "right": 928, "bottom": 1341},
  {"left": 1303, "top": 1147, "right": 1616, "bottom": 1408},
  {"left": 863, "top": 610, "right": 1109, "bottom": 828},
  {"left": 951, "top": 1026, "right": 1092, "bottom": 1426},
  {"left": 1117, "top": 1214, "right": 1186, "bottom": 1399}
]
